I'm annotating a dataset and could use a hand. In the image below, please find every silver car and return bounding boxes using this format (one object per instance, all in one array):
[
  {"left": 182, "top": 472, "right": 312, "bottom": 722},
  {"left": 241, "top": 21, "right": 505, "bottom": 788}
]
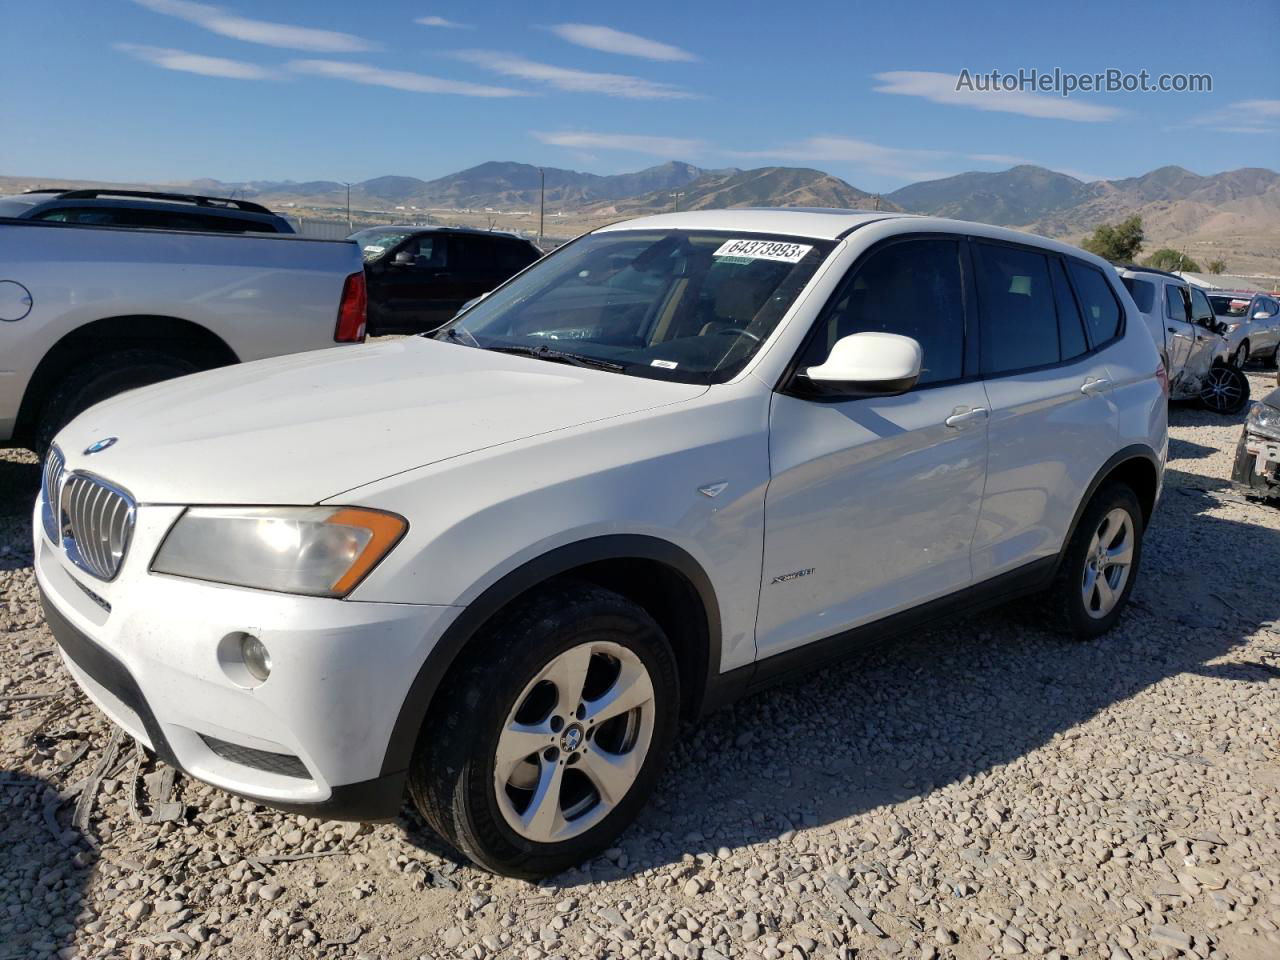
[
  {"left": 1117, "top": 266, "right": 1247, "bottom": 413},
  {"left": 1208, "top": 291, "right": 1280, "bottom": 368}
]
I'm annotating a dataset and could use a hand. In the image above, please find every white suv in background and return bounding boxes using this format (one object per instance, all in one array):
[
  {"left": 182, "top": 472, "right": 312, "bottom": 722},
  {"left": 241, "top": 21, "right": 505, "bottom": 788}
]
[{"left": 35, "top": 209, "right": 1166, "bottom": 878}]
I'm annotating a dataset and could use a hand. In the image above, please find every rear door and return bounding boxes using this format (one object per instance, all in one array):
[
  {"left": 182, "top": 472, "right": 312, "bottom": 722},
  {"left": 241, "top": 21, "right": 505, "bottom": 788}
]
[
  {"left": 449, "top": 235, "right": 506, "bottom": 309},
  {"left": 1162, "top": 282, "right": 1196, "bottom": 392},
  {"left": 971, "top": 242, "right": 1118, "bottom": 580},
  {"left": 757, "top": 234, "right": 989, "bottom": 658}
]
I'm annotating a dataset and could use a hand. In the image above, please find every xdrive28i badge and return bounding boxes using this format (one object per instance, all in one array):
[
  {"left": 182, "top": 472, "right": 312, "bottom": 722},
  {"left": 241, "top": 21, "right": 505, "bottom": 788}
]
[{"left": 84, "top": 437, "right": 118, "bottom": 455}]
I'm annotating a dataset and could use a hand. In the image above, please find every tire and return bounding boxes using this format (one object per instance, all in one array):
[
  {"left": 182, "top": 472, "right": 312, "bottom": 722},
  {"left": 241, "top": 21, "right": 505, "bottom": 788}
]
[
  {"left": 33, "top": 350, "right": 199, "bottom": 455},
  {"left": 1199, "top": 364, "right": 1250, "bottom": 415},
  {"left": 1233, "top": 341, "right": 1250, "bottom": 368},
  {"left": 408, "top": 582, "right": 680, "bottom": 878},
  {"left": 1046, "top": 484, "right": 1144, "bottom": 641}
]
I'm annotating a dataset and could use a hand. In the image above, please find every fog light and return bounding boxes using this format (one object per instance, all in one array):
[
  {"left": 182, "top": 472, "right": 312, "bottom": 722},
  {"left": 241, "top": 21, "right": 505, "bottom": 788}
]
[{"left": 241, "top": 635, "right": 272, "bottom": 682}]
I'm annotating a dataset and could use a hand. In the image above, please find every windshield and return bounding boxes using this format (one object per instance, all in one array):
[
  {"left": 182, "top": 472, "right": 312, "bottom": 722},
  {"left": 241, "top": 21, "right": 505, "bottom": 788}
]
[
  {"left": 349, "top": 227, "right": 413, "bottom": 262},
  {"left": 430, "top": 230, "right": 835, "bottom": 384},
  {"left": 1208, "top": 294, "right": 1252, "bottom": 317},
  {"left": 0, "top": 194, "right": 42, "bottom": 217}
]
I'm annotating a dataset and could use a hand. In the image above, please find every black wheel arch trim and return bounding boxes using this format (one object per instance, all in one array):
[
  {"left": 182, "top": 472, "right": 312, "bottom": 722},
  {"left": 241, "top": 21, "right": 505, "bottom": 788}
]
[
  {"left": 378, "top": 534, "right": 723, "bottom": 778},
  {"left": 1055, "top": 443, "right": 1161, "bottom": 575}
]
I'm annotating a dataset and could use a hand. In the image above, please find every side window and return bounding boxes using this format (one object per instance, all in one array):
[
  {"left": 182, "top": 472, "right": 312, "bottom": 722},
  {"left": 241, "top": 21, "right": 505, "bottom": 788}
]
[
  {"left": 1164, "top": 284, "right": 1189, "bottom": 323},
  {"left": 800, "top": 237, "right": 965, "bottom": 386},
  {"left": 1189, "top": 287, "right": 1215, "bottom": 326},
  {"left": 33, "top": 207, "right": 127, "bottom": 226},
  {"left": 451, "top": 236, "right": 495, "bottom": 274},
  {"left": 1120, "top": 276, "right": 1155, "bottom": 314},
  {"left": 404, "top": 235, "right": 447, "bottom": 269},
  {"left": 1050, "top": 259, "right": 1088, "bottom": 360},
  {"left": 495, "top": 239, "right": 539, "bottom": 275},
  {"left": 1068, "top": 262, "right": 1123, "bottom": 344},
  {"left": 973, "top": 241, "right": 1059, "bottom": 374}
]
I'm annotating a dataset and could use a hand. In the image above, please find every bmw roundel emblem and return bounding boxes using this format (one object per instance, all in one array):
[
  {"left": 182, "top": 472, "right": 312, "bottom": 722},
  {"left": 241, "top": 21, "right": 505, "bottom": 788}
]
[{"left": 84, "top": 437, "right": 118, "bottom": 455}]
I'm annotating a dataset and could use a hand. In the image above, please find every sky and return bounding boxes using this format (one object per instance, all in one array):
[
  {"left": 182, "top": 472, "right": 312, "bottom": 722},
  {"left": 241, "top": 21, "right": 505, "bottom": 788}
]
[{"left": 3, "top": 0, "right": 1278, "bottom": 192}]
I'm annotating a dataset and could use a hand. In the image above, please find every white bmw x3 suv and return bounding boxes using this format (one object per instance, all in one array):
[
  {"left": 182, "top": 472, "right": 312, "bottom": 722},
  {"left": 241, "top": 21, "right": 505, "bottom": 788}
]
[{"left": 35, "top": 209, "right": 1167, "bottom": 877}]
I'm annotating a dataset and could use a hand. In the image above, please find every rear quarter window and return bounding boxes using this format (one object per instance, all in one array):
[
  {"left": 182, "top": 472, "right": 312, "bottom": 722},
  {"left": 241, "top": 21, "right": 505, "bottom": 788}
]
[
  {"left": 1068, "top": 262, "right": 1123, "bottom": 345},
  {"left": 1120, "top": 276, "right": 1155, "bottom": 313}
]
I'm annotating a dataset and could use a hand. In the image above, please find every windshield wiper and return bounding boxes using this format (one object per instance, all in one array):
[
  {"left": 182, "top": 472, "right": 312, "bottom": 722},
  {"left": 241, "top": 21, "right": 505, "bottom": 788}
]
[{"left": 487, "top": 344, "right": 626, "bottom": 372}]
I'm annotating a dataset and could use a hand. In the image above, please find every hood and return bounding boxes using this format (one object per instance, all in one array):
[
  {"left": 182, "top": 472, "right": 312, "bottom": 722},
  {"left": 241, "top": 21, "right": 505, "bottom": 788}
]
[{"left": 55, "top": 338, "right": 707, "bottom": 504}]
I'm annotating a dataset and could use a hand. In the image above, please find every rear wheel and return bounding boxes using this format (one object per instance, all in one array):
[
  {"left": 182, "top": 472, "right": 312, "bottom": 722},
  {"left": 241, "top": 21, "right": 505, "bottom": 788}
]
[
  {"left": 408, "top": 583, "right": 680, "bottom": 878},
  {"left": 1046, "top": 484, "right": 1144, "bottom": 640},
  {"left": 1232, "top": 341, "right": 1250, "bottom": 368},
  {"left": 1199, "top": 364, "right": 1250, "bottom": 415},
  {"left": 33, "top": 349, "right": 199, "bottom": 455}
]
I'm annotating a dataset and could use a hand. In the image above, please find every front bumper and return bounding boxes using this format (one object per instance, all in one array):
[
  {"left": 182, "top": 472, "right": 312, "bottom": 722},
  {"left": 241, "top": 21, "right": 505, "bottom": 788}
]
[
  {"left": 1231, "top": 429, "right": 1280, "bottom": 500},
  {"left": 34, "top": 499, "right": 461, "bottom": 819}
]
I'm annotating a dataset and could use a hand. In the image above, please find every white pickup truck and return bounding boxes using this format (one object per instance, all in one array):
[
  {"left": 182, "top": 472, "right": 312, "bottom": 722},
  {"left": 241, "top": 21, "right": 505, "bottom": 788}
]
[{"left": 0, "top": 218, "right": 367, "bottom": 451}]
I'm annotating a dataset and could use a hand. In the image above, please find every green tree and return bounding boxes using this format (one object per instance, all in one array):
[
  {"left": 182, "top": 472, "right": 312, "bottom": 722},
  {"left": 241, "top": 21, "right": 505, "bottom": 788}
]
[
  {"left": 1207, "top": 258, "right": 1227, "bottom": 274},
  {"left": 1142, "top": 248, "right": 1201, "bottom": 273},
  {"left": 1081, "top": 215, "right": 1145, "bottom": 263}
]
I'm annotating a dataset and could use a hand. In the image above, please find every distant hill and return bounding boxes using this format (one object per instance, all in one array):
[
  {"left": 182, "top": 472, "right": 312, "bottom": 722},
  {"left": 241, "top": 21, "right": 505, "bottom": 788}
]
[
  {"left": 3, "top": 160, "right": 1277, "bottom": 273},
  {"left": 598, "top": 166, "right": 896, "bottom": 215},
  {"left": 886, "top": 165, "right": 1092, "bottom": 225}
]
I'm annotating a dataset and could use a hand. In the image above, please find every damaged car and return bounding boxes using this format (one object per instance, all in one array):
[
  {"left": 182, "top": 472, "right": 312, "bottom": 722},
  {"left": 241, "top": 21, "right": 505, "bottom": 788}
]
[
  {"left": 1232, "top": 387, "right": 1280, "bottom": 503},
  {"left": 1117, "top": 265, "right": 1248, "bottom": 415}
]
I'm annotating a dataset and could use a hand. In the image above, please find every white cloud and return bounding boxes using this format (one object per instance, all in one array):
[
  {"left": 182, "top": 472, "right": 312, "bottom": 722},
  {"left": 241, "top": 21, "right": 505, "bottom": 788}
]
[
  {"left": 415, "top": 15, "right": 471, "bottom": 29},
  {"left": 115, "top": 43, "right": 275, "bottom": 79},
  {"left": 734, "top": 136, "right": 956, "bottom": 182},
  {"left": 548, "top": 24, "right": 696, "bottom": 62},
  {"left": 1189, "top": 99, "right": 1280, "bottom": 134},
  {"left": 534, "top": 131, "right": 707, "bottom": 157},
  {"left": 289, "top": 60, "right": 527, "bottom": 97},
  {"left": 131, "top": 0, "right": 375, "bottom": 52},
  {"left": 453, "top": 50, "right": 697, "bottom": 100},
  {"left": 874, "top": 71, "right": 1122, "bottom": 122}
]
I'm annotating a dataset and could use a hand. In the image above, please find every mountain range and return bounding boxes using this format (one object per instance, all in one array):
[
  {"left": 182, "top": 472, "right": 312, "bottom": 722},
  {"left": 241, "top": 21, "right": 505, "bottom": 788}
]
[{"left": 4, "top": 160, "right": 1278, "bottom": 274}]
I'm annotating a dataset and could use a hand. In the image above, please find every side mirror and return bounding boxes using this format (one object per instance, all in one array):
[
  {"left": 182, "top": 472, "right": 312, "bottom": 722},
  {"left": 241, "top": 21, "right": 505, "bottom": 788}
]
[
  {"left": 800, "top": 331, "right": 922, "bottom": 397},
  {"left": 393, "top": 250, "right": 414, "bottom": 266},
  {"left": 1254, "top": 310, "right": 1273, "bottom": 321}
]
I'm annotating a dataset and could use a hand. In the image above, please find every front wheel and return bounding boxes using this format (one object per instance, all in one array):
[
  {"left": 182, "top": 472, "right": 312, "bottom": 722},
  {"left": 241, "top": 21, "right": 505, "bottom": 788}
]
[
  {"left": 409, "top": 584, "right": 680, "bottom": 878},
  {"left": 1232, "top": 341, "right": 1250, "bottom": 368},
  {"left": 1046, "top": 484, "right": 1144, "bottom": 640},
  {"left": 1200, "top": 364, "right": 1250, "bottom": 414}
]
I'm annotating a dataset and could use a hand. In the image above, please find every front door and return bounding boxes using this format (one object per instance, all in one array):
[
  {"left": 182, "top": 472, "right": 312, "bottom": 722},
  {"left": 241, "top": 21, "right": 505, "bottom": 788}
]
[
  {"left": 1163, "top": 283, "right": 1196, "bottom": 393},
  {"left": 757, "top": 236, "right": 988, "bottom": 660}
]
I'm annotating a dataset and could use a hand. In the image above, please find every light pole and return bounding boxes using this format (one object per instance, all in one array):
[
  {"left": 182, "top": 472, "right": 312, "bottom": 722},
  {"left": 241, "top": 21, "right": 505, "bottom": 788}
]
[
  {"left": 670, "top": 191, "right": 685, "bottom": 213},
  {"left": 341, "top": 181, "right": 352, "bottom": 231},
  {"left": 537, "top": 167, "right": 545, "bottom": 249}
]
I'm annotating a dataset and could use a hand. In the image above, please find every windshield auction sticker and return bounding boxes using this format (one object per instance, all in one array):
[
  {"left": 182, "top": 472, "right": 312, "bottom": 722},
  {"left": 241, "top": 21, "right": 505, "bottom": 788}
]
[{"left": 713, "top": 239, "right": 813, "bottom": 264}]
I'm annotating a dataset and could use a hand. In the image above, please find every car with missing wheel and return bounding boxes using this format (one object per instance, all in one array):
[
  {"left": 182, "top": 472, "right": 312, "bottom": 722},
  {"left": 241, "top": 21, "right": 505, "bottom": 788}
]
[
  {"left": 1207, "top": 290, "right": 1280, "bottom": 369},
  {"left": 35, "top": 209, "right": 1166, "bottom": 878}
]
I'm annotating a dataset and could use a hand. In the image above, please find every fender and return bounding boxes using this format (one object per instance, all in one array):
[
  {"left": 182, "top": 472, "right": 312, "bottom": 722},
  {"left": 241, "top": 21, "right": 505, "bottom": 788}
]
[
  {"left": 1055, "top": 442, "right": 1162, "bottom": 575},
  {"left": 378, "top": 534, "right": 722, "bottom": 777}
]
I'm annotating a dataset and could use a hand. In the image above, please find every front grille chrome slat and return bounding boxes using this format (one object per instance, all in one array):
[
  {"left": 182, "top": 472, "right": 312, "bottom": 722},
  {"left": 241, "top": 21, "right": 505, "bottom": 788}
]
[
  {"left": 40, "top": 446, "right": 66, "bottom": 542},
  {"left": 58, "top": 472, "right": 136, "bottom": 582}
]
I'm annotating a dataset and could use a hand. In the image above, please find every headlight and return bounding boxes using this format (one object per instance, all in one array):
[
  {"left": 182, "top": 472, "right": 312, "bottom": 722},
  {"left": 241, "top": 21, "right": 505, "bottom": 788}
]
[
  {"left": 152, "top": 506, "right": 407, "bottom": 597},
  {"left": 1225, "top": 323, "right": 1242, "bottom": 332},
  {"left": 1247, "top": 402, "right": 1280, "bottom": 440}
]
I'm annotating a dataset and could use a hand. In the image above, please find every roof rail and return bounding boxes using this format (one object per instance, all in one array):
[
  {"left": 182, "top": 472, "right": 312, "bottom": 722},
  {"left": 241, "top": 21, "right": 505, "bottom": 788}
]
[
  {"left": 33, "top": 188, "right": 275, "bottom": 215},
  {"left": 1115, "top": 262, "right": 1182, "bottom": 281}
]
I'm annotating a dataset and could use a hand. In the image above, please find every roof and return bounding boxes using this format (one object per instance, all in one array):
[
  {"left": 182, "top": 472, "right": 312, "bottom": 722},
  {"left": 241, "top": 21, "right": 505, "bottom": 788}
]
[
  {"left": 596, "top": 208, "right": 906, "bottom": 241},
  {"left": 27, "top": 188, "right": 276, "bottom": 216},
  {"left": 592, "top": 208, "right": 1116, "bottom": 271}
]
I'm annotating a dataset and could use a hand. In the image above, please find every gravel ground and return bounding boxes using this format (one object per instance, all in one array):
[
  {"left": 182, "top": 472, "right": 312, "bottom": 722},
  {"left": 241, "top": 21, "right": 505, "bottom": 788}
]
[{"left": 2, "top": 371, "right": 1278, "bottom": 960}]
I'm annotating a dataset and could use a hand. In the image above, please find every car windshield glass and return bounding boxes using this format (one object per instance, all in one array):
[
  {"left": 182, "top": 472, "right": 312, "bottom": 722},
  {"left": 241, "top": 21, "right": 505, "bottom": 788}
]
[
  {"left": 350, "top": 228, "right": 413, "bottom": 262},
  {"left": 430, "top": 230, "right": 835, "bottom": 384},
  {"left": 0, "top": 195, "right": 42, "bottom": 217},
  {"left": 1208, "top": 295, "right": 1251, "bottom": 317}
]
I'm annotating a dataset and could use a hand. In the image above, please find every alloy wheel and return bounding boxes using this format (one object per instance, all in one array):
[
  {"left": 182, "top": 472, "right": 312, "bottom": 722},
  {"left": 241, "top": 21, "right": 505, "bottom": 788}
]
[
  {"left": 493, "top": 641, "right": 655, "bottom": 843},
  {"left": 1081, "top": 507, "right": 1134, "bottom": 619},
  {"left": 1234, "top": 343, "right": 1249, "bottom": 368},
  {"left": 1201, "top": 366, "right": 1245, "bottom": 413}
]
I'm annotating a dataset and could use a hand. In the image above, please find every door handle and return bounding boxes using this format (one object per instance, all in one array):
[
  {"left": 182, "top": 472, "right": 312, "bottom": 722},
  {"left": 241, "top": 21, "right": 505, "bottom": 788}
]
[
  {"left": 1081, "top": 377, "right": 1111, "bottom": 395},
  {"left": 944, "top": 407, "right": 988, "bottom": 428},
  {"left": 1167, "top": 326, "right": 1177, "bottom": 333}
]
